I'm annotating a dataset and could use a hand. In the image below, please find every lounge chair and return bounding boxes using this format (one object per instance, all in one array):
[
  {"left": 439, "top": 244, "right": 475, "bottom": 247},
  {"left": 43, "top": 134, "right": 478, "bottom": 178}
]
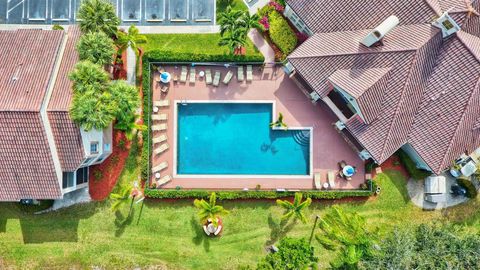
[
  {"left": 205, "top": 69, "right": 212, "bottom": 85},
  {"left": 151, "top": 161, "right": 168, "bottom": 173},
  {"left": 161, "top": 85, "right": 169, "bottom": 93},
  {"left": 237, "top": 66, "right": 244, "bottom": 82},
  {"left": 214, "top": 225, "right": 222, "bottom": 236},
  {"left": 212, "top": 70, "right": 221, "bottom": 86},
  {"left": 246, "top": 65, "right": 253, "bottom": 82},
  {"left": 153, "top": 100, "right": 170, "bottom": 107},
  {"left": 314, "top": 172, "right": 321, "bottom": 190},
  {"left": 180, "top": 66, "right": 188, "bottom": 83},
  {"left": 327, "top": 171, "right": 336, "bottom": 188},
  {"left": 154, "top": 143, "right": 169, "bottom": 155},
  {"left": 151, "top": 123, "right": 167, "bottom": 131},
  {"left": 223, "top": 71, "right": 233, "bottom": 84},
  {"left": 189, "top": 67, "right": 196, "bottom": 84},
  {"left": 155, "top": 175, "right": 172, "bottom": 188},
  {"left": 152, "top": 113, "right": 168, "bottom": 121},
  {"left": 152, "top": 134, "right": 167, "bottom": 144}
]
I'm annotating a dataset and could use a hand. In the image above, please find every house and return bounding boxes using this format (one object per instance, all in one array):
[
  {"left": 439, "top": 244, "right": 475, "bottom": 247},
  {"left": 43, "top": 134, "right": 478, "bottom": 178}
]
[
  {"left": 284, "top": 0, "right": 480, "bottom": 174},
  {"left": 0, "top": 26, "right": 112, "bottom": 201}
]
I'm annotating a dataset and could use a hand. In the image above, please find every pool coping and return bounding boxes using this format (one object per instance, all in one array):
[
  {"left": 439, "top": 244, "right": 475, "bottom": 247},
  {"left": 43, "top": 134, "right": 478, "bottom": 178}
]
[{"left": 172, "top": 100, "right": 314, "bottom": 179}]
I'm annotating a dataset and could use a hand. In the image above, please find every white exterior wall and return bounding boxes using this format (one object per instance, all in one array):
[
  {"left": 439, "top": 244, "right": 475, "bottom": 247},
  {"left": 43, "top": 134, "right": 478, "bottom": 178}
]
[{"left": 401, "top": 143, "right": 432, "bottom": 171}]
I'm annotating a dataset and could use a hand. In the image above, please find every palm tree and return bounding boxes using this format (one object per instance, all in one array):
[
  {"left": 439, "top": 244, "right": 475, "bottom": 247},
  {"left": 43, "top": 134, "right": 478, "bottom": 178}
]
[
  {"left": 276, "top": 193, "right": 312, "bottom": 223},
  {"left": 110, "top": 184, "right": 133, "bottom": 212},
  {"left": 69, "top": 90, "right": 118, "bottom": 131},
  {"left": 77, "top": 0, "right": 120, "bottom": 37},
  {"left": 116, "top": 25, "right": 147, "bottom": 57},
  {"left": 114, "top": 114, "right": 146, "bottom": 140},
  {"left": 240, "top": 11, "right": 261, "bottom": 31},
  {"left": 218, "top": 28, "right": 247, "bottom": 54},
  {"left": 69, "top": 61, "right": 110, "bottom": 94},
  {"left": 218, "top": 5, "right": 243, "bottom": 37},
  {"left": 270, "top": 112, "right": 288, "bottom": 130},
  {"left": 108, "top": 80, "right": 140, "bottom": 130},
  {"left": 193, "top": 192, "right": 229, "bottom": 225},
  {"left": 77, "top": 32, "right": 116, "bottom": 67}
]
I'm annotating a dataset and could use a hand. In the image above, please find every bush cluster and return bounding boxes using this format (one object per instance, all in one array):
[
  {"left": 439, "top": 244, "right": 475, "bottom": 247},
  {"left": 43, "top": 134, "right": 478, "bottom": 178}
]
[
  {"left": 268, "top": 11, "right": 298, "bottom": 55},
  {"left": 456, "top": 177, "right": 478, "bottom": 198},
  {"left": 144, "top": 50, "right": 264, "bottom": 63},
  {"left": 396, "top": 150, "right": 432, "bottom": 180}
]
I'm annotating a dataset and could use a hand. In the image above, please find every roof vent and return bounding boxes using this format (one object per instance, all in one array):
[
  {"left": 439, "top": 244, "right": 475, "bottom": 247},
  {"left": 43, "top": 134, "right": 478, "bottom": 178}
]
[
  {"left": 11, "top": 63, "right": 23, "bottom": 82},
  {"left": 361, "top": 15, "right": 399, "bottom": 47},
  {"left": 432, "top": 12, "right": 460, "bottom": 37}
]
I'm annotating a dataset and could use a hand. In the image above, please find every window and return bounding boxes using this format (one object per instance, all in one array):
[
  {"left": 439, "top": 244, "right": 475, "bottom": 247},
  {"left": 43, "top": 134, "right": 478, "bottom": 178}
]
[
  {"left": 442, "top": 20, "right": 454, "bottom": 30},
  {"left": 62, "top": 172, "right": 75, "bottom": 189},
  {"left": 76, "top": 167, "right": 89, "bottom": 185},
  {"left": 90, "top": 142, "right": 99, "bottom": 154},
  {"left": 82, "top": 156, "right": 95, "bottom": 166}
]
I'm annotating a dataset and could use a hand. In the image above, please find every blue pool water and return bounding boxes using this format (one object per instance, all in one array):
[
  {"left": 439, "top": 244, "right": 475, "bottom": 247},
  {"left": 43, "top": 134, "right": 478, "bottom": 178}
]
[{"left": 177, "top": 103, "right": 310, "bottom": 175}]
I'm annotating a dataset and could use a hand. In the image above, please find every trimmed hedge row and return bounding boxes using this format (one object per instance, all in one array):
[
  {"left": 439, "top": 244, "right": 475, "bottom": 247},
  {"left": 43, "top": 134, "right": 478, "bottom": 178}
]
[
  {"left": 141, "top": 57, "right": 153, "bottom": 183},
  {"left": 144, "top": 49, "right": 265, "bottom": 63},
  {"left": 269, "top": 11, "right": 298, "bottom": 55},
  {"left": 145, "top": 188, "right": 373, "bottom": 200},
  {"left": 396, "top": 150, "right": 432, "bottom": 180}
]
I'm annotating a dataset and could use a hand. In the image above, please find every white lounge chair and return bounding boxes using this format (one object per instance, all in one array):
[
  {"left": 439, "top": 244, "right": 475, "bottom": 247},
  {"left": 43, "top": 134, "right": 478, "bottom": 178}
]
[
  {"left": 153, "top": 100, "right": 170, "bottom": 107},
  {"left": 180, "top": 66, "right": 188, "bottom": 83},
  {"left": 246, "top": 65, "right": 253, "bottom": 82},
  {"left": 214, "top": 225, "right": 222, "bottom": 236},
  {"left": 205, "top": 69, "right": 212, "bottom": 85},
  {"left": 156, "top": 175, "right": 172, "bottom": 188},
  {"left": 189, "top": 67, "right": 196, "bottom": 84},
  {"left": 152, "top": 134, "right": 167, "bottom": 144},
  {"left": 223, "top": 71, "right": 233, "bottom": 84},
  {"left": 151, "top": 123, "right": 167, "bottom": 131},
  {"left": 212, "top": 70, "right": 221, "bottom": 86},
  {"left": 152, "top": 113, "right": 168, "bottom": 121},
  {"left": 327, "top": 171, "right": 336, "bottom": 188},
  {"left": 237, "top": 66, "right": 244, "bottom": 82},
  {"left": 154, "top": 143, "right": 169, "bottom": 155},
  {"left": 151, "top": 161, "right": 168, "bottom": 173},
  {"left": 314, "top": 172, "right": 321, "bottom": 190}
]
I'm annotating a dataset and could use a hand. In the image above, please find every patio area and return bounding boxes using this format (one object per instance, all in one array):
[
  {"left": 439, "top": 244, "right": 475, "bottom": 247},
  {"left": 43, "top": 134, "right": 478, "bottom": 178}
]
[{"left": 149, "top": 64, "right": 365, "bottom": 190}]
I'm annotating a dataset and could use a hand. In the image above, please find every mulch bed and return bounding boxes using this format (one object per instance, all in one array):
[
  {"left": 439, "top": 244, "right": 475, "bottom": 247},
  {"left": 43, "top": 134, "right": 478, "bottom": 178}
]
[
  {"left": 89, "top": 130, "right": 131, "bottom": 201},
  {"left": 375, "top": 155, "right": 410, "bottom": 179}
]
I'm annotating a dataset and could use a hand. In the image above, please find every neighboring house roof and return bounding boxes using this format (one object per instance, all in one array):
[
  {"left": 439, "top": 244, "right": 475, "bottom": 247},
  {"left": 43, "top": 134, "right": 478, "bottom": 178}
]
[
  {"left": 287, "top": 1, "right": 480, "bottom": 174},
  {"left": 48, "top": 26, "right": 84, "bottom": 172},
  {"left": 0, "top": 27, "right": 84, "bottom": 200}
]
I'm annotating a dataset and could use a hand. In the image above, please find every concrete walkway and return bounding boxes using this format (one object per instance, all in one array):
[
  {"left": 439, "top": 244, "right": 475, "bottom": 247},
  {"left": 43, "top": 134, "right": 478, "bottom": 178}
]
[
  {"left": 126, "top": 46, "right": 136, "bottom": 85},
  {"left": 248, "top": 29, "right": 275, "bottom": 63},
  {"left": 407, "top": 173, "right": 468, "bottom": 210}
]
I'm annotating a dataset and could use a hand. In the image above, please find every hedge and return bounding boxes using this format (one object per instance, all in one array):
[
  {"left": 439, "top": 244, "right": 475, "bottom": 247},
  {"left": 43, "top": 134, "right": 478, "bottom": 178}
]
[
  {"left": 456, "top": 177, "right": 478, "bottom": 198},
  {"left": 396, "top": 150, "right": 432, "bottom": 180},
  {"left": 268, "top": 11, "right": 298, "bottom": 55},
  {"left": 140, "top": 57, "right": 152, "bottom": 183},
  {"left": 143, "top": 49, "right": 264, "bottom": 63}
]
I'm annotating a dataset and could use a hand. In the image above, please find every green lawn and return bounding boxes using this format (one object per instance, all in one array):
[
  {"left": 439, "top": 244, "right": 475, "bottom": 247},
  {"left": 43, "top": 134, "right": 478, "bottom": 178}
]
[
  {"left": 142, "top": 33, "right": 261, "bottom": 57},
  {"left": 2, "top": 164, "right": 479, "bottom": 269}
]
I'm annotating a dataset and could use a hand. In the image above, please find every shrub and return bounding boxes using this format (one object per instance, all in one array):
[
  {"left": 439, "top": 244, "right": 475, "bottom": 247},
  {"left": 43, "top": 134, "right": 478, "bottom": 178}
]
[
  {"left": 257, "top": 237, "right": 318, "bottom": 270},
  {"left": 52, "top": 24, "right": 64, "bottom": 30},
  {"left": 268, "top": 11, "right": 298, "bottom": 55},
  {"left": 144, "top": 50, "right": 264, "bottom": 63},
  {"left": 396, "top": 150, "right": 432, "bottom": 180},
  {"left": 77, "top": 32, "right": 116, "bottom": 66},
  {"left": 274, "top": 0, "right": 286, "bottom": 7},
  {"left": 268, "top": 1, "right": 284, "bottom": 12},
  {"left": 93, "top": 170, "right": 103, "bottom": 181},
  {"left": 456, "top": 177, "right": 477, "bottom": 198}
]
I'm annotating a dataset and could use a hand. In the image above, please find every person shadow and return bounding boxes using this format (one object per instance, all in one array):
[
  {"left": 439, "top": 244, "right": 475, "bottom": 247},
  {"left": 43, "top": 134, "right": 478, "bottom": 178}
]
[
  {"left": 114, "top": 208, "right": 135, "bottom": 237},
  {"left": 190, "top": 215, "right": 211, "bottom": 252},
  {"left": 265, "top": 214, "right": 297, "bottom": 246}
]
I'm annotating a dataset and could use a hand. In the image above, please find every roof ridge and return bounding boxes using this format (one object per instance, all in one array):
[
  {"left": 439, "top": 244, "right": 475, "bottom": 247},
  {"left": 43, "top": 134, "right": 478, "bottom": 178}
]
[
  {"left": 457, "top": 30, "right": 480, "bottom": 63},
  {"left": 438, "top": 76, "right": 480, "bottom": 172}
]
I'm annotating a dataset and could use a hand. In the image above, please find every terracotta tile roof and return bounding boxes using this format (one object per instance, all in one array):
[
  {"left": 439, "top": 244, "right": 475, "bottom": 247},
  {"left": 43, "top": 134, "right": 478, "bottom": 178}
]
[
  {"left": 288, "top": 8, "right": 480, "bottom": 173},
  {"left": 48, "top": 112, "right": 84, "bottom": 172},
  {"left": 0, "top": 29, "right": 64, "bottom": 111},
  {"left": 0, "top": 112, "right": 61, "bottom": 200}
]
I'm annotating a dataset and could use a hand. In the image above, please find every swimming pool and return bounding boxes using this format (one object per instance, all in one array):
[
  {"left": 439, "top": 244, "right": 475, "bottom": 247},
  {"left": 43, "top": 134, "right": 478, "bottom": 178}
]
[{"left": 176, "top": 102, "right": 311, "bottom": 176}]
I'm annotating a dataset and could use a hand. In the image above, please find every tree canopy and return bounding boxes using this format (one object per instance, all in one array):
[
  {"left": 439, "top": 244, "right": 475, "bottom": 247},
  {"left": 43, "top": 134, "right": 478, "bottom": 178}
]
[
  {"left": 77, "top": 32, "right": 116, "bottom": 66},
  {"left": 77, "top": 0, "right": 120, "bottom": 37},
  {"left": 257, "top": 237, "right": 318, "bottom": 270},
  {"left": 69, "top": 61, "right": 109, "bottom": 94}
]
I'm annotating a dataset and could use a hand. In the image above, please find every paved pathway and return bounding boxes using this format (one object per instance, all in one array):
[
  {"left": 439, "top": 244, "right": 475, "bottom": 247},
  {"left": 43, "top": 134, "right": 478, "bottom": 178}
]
[
  {"left": 248, "top": 29, "right": 275, "bottom": 63},
  {"left": 126, "top": 46, "right": 136, "bottom": 85},
  {"left": 407, "top": 173, "right": 468, "bottom": 210}
]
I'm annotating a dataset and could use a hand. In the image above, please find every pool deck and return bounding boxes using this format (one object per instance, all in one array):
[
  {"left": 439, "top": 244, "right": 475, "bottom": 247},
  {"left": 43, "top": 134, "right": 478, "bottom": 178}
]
[{"left": 151, "top": 65, "right": 365, "bottom": 190}]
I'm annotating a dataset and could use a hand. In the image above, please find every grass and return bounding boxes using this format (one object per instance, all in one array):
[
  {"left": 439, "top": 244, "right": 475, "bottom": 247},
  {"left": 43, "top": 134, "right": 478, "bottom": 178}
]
[
  {"left": 2, "top": 164, "right": 479, "bottom": 269},
  {"left": 142, "top": 33, "right": 261, "bottom": 58}
]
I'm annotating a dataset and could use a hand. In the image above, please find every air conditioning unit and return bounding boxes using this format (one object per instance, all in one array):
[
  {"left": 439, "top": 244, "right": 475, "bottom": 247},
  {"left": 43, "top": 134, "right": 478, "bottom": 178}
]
[
  {"left": 361, "top": 15, "right": 399, "bottom": 47},
  {"left": 310, "top": 91, "right": 320, "bottom": 102}
]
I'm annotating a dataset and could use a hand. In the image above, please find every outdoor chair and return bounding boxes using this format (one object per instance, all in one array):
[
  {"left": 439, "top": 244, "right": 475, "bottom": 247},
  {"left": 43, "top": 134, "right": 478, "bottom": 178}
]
[
  {"left": 327, "top": 170, "right": 336, "bottom": 188},
  {"left": 151, "top": 123, "right": 167, "bottom": 131},
  {"left": 205, "top": 69, "right": 212, "bottom": 84},
  {"left": 213, "top": 70, "right": 221, "bottom": 86},
  {"left": 157, "top": 66, "right": 165, "bottom": 73},
  {"left": 156, "top": 175, "right": 172, "bottom": 188},
  {"left": 153, "top": 100, "right": 170, "bottom": 107},
  {"left": 237, "top": 66, "right": 244, "bottom": 82},
  {"left": 152, "top": 134, "right": 167, "bottom": 144},
  {"left": 161, "top": 85, "right": 169, "bottom": 94},
  {"left": 180, "top": 66, "right": 188, "bottom": 83},
  {"left": 314, "top": 172, "right": 321, "bottom": 190},
  {"left": 189, "top": 67, "right": 196, "bottom": 84},
  {"left": 338, "top": 160, "right": 347, "bottom": 169},
  {"left": 214, "top": 225, "right": 222, "bottom": 236},
  {"left": 246, "top": 65, "right": 253, "bottom": 82},
  {"left": 151, "top": 161, "right": 168, "bottom": 173},
  {"left": 223, "top": 71, "right": 233, "bottom": 84},
  {"left": 173, "top": 73, "right": 179, "bottom": 83},
  {"left": 154, "top": 143, "right": 169, "bottom": 155},
  {"left": 152, "top": 113, "right": 168, "bottom": 121}
]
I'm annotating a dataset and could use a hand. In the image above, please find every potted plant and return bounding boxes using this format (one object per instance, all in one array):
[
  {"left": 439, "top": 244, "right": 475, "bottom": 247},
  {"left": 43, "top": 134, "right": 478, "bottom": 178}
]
[{"left": 193, "top": 193, "right": 229, "bottom": 236}]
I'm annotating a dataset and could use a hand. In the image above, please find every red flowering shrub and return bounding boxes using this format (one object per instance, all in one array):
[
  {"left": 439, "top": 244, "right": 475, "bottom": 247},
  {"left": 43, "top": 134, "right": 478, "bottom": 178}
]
[
  {"left": 259, "top": 16, "right": 270, "bottom": 31},
  {"left": 268, "top": 1, "right": 285, "bottom": 12}
]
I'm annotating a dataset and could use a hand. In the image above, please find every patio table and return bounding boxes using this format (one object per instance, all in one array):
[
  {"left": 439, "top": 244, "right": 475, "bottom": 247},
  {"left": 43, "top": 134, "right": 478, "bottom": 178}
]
[
  {"left": 160, "top": 72, "right": 171, "bottom": 83},
  {"left": 342, "top": 165, "right": 355, "bottom": 177},
  {"left": 461, "top": 160, "right": 477, "bottom": 177}
]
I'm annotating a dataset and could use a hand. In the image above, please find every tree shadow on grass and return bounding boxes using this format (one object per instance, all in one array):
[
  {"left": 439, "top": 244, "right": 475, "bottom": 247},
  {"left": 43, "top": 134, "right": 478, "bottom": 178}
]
[
  {"left": 265, "top": 214, "right": 297, "bottom": 246},
  {"left": 190, "top": 215, "right": 211, "bottom": 252},
  {"left": 114, "top": 208, "right": 135, "bottom": 237}
]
